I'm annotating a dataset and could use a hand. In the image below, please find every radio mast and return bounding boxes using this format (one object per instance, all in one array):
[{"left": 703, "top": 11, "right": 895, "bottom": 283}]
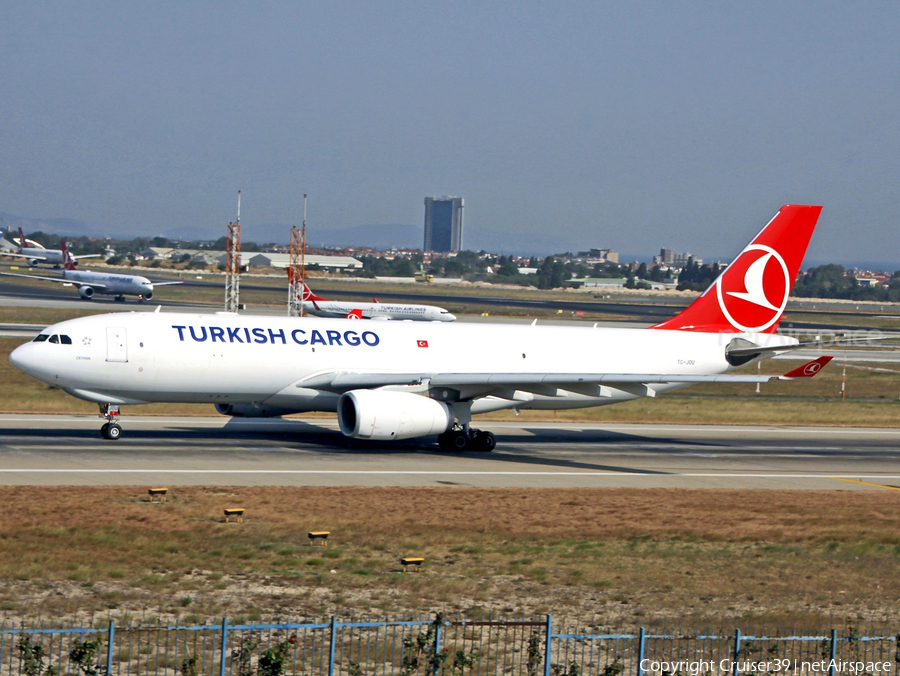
[
  {"left": 288, "top": 193, "right": 307, "bottom": 317},
  {"left": 224, "top": 190, "right": 242, "bottom": 313}
]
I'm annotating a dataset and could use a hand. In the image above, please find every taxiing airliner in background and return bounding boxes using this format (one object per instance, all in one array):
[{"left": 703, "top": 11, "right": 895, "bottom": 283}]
[
  {"left": 296, "top": 278, "right": 455, "bottom": 321},
  {"left": 0, "top": 227, "right": 101, "bottom": 267},
  {"left": 0, "top": 241, "right": 182, "bottom": 302},
  {"left": 11, "top": 205, "right": 835, "bottom": 448}
]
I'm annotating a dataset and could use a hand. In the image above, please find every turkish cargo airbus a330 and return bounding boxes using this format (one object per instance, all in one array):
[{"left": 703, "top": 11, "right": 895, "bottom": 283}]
[{"left": 10, "top": 205, "right": 833, "bottom": 449}]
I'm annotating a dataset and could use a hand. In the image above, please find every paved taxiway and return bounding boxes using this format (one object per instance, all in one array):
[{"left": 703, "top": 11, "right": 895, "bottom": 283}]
[{"left": 0, "top": 414, "right": 898, "bottom": 489}]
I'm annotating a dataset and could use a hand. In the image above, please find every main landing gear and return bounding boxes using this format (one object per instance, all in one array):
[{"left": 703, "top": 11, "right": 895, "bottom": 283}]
[
  {"left": 437, "top": 427, "right": 496, "bottom": 452},
  {"left": 99, "top": 403, "right": 122, "bottom": 440}
]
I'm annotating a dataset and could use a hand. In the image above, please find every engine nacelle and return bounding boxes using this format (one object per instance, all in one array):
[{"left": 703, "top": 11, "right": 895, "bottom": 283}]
[
  {"left": 338, "top": 390, "right": 453, "bottom": 441},
  {"left": 28, "top": 258, "right": 41, "bottom": 267},
  {"left": 78, "top": 286, "right": 95, "bottom": 299},
  {"left": 214, "top": 403, "right": 297, "bottom": 418},
  {"left": 142, "top": 290, "right": 153, "bottom": 301}
]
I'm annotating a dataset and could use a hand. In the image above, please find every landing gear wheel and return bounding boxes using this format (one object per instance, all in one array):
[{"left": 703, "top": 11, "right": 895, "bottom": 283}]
[
  {"left": 115, "top": 295, "right": 125, "bottom": 302},
  {"left": 99, "top": 403, "right": 122, "bottom": 440},
  {"left": 472, "top": 431, "right": 496, "bottom": 452},
  {"left": 451, "top": 431, "right": 470, "bottom": 451}
]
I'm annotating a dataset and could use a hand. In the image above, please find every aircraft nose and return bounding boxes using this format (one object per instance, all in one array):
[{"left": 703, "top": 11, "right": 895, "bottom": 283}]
[
  {"left": 10, "top": 342, "right": 40, "bottom": 378},
  {"left": 445, "top": 313, "right": 457, "bottom": 321}
]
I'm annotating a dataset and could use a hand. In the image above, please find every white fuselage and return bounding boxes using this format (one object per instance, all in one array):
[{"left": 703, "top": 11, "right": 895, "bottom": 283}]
[
  {"left": 305, "top": 299, "right": 455, "bottom": 321},
  {"left": 63, "top": 269, "right": 155, "bottom": 298},
  {"left": 9, "top": 311, "right": 762, "bottom": 414},
  {"left": 20, "top": 246, "right": 66, "bottom": 265}
]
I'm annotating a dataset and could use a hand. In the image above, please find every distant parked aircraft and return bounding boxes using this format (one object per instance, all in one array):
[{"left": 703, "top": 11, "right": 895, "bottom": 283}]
[
  {"left": 0, "top": 227, "right": 102, "bottom": 267},
  {"left": 295, "top": 277, "right": 456, "bottom": 322},
  {"left": 0, "top": 240, "right": 182, "bottom": 302}
]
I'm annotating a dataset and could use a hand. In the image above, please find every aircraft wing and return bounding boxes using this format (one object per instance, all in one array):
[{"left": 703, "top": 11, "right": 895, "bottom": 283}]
[
  {"left": 150, "top": 280, "right": 184, "bottom": 286},
  {"left": 0, "top": 271, "right": 107, "bottom": 289},
  {"left": 300, "top": 357, "right": 832, "bottom": 396},
  {"left": 71, "top": 254, "right": 102, "bottom": 260},
  {"left": 0, "top": 252, "right": 49, "bottom": 261}
]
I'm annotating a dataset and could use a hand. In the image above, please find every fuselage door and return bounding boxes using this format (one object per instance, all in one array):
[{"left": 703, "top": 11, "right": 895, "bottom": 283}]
[{"left": 106, "top": 327, "right": 128, "bottom": 362}]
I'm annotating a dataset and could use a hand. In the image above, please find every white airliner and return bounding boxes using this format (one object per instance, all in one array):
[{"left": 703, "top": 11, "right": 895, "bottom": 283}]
[
  {"left": 0, "top": 227, "right": 101, "bottom": 267},
  {"left": 10, "top": 205, "right": 835, "bottom": 447},
  {"left": 0, "top": 241, "right": 182, "bottom": 302},
  {"left": 298, "top": 279, "right": 456, "bottom": 321}
]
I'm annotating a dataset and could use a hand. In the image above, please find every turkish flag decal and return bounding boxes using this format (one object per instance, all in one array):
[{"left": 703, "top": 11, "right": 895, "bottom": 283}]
[{"left": 417, "top": 340, "right": 429, "bottom": 348}]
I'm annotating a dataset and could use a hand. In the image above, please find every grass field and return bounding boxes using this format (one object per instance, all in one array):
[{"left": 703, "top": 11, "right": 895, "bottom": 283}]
[{"left": 2, "top": 486, "right": 900, "bottom": 627}]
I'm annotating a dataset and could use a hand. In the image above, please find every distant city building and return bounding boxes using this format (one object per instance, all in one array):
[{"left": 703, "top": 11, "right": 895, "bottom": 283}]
[
  {"left": 424, "top": 197, "right": 464, "bottom": 252},
  {"left": 577, "top": 248, "right": 619, "bottom": 264},
  {"left": 654, "top": 248, "right": 702, "bottom": 267}
]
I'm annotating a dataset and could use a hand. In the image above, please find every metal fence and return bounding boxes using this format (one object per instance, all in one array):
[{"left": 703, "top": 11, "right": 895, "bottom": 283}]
[{"left": 1, "top": 617, "right": 897, "bottom": 676}]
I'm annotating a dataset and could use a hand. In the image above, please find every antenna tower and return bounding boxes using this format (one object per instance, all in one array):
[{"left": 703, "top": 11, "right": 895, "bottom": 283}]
[
  {"left": 288, "top": 194, "right": 307, "bottom": 317},
  {"left": 224, "top": 190, "right": 242, "bottom": 313}
]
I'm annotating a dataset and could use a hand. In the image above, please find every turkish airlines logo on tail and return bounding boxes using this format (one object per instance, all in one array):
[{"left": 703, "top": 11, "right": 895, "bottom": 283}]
[
  {"left": 802, "top": 361, "right": 823, "bottom": 376},
  {"left": 715, "top": 244, "right": 790, "bottom": 333}
]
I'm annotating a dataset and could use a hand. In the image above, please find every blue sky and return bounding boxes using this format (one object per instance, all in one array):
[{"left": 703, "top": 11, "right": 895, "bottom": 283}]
[{"left": 1, "top": 2, "right": 898, "bottom": 263}]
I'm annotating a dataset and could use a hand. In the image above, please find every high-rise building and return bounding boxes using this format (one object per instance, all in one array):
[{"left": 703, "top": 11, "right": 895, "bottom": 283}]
[{"left": 424, "top": 197, "right": 464, "bottom": 252}]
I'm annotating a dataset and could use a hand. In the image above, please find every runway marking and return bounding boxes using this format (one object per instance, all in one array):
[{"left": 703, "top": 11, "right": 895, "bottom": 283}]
[
  {"left": 831, "top": 477, "right": 900, "bottom": 491},
  {"left": 3, "top": 469, "right": 900, "bottom": 480}
]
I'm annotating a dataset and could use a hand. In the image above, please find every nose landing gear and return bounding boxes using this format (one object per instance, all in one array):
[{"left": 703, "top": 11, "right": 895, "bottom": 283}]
[{"left": 99, "top": 403, "right": 122, "bottom": 440}]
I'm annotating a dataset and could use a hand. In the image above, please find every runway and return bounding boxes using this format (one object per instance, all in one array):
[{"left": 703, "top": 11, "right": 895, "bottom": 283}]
[{"left": 0, "top": 414, "right": 898, "bottom": 489}]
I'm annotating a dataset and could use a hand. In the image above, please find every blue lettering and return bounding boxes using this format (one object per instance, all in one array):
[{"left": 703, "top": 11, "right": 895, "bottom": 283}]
[
  {"left": 210, "top": 326, "right": 225, "bottom": 342},
  {"left": 189, "top": 326, "right": 208, "bottom": 342},
  {"left": 268, "top": 328, "right": 286, "bottom": 344},
  {"left": 173, "top": 325, "right": 187, "bottom": 341},
  {"left": 310, "top": 330, "right": 327, "bottom": 346},
  {"left": 252, "top": 328, "right": 267, "bottom": 344},
  {"left": 227, "top": 327, "right": 243, "bottom": 343},
  {"left": 344, "top": 330, "right": 360, "bottom": 346},
  {"left": 326, "top": 330, "right": 342, "bottom": 346},
  {"left": 291, "top": 329, "right": 308, "bottom": 345},
  {"left": 243, "top": 328, "right": 252, "bottom": 343},
  {"left": 362, "top": 331, "right": 380, "bottom": 346}
]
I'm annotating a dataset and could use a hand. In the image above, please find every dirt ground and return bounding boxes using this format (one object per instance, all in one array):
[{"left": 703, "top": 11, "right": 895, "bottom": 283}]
[{"left": 2, "top": 486, "right": 899, "bottom": 629}]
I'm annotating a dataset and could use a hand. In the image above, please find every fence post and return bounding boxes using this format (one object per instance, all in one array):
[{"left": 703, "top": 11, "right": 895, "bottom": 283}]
[
  {"left": 106, "top": 621, "right": 115, "bottom": 676},
  {"left": 637, "top": 627, "right": 646, "bottom": 676},
  {"left": 433, "top": 615, "right": 443, "bottom": 676},
  {"left": 830, "top": 629, "right": 838, "bottom": 676},
  {"left": 327, "top": 617, "right": 337, "bottom": 676},
  {"left": 732, "top": 629, "right": 741, "bottom": 676},
  {"left": 220, "top": 617, "right": 228, "bottom": 676},
  {"left": 544, "top": 614, "right": 553, "bottom": 676}
]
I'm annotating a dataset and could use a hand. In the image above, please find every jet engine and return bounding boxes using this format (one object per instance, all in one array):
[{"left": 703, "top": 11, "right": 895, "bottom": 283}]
[
  {"left": 214, "top": 403, "right": 297, "bottom": 418},
  {"left": 28, "top": 258, "right": 41, "bottom": 267},
  {"left": 142, "top": 290, "right": 153, "bottom": 301},
  {"left": 337, "top": 390, "right": 453, "bottom": 441},
  {"left": 78, "top": 286, "right": 95, "bottom": 299}
]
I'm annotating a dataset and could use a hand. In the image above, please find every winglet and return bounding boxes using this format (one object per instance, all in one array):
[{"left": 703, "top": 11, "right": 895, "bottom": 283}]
[{"left": 781, "top": 356, "right": 833, "bottom": 379}]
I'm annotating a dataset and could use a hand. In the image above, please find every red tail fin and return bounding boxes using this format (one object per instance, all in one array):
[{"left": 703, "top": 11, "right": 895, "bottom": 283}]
[
  {"left": 346, "top": 309, "right": 363, "bottom": 319},
  {"left": 60, "top": 240, "right": 77, "bottom": 271},
  {"left": 651, "top": 205, "right": 822, "bottom": 333},
  {"left": 300, "top": 281, "right": 325, "bottom": 302},
  {"left": 18, "top": 228, "right": 27, "bottom": 248}
]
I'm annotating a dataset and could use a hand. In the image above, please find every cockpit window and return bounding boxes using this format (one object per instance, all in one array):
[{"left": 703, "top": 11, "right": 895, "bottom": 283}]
[
  {"left": 33, "top": 334, "right": 49, "bottom": 342},
  {"left": 60, "top": 335, "right": 72, "bottom": 345},
  {"left": 49, "top": 335, "right": 59, "bottom": 344}
]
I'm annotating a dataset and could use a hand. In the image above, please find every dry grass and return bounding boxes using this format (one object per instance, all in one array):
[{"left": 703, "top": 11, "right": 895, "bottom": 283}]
[{"left": 1, "top": 486, "right": 899, "bottom": 627}]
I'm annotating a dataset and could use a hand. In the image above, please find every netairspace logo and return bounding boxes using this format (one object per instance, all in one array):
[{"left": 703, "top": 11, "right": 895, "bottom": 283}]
[{"left": 640, "top": 660, "right": 892, "bottom": 675}]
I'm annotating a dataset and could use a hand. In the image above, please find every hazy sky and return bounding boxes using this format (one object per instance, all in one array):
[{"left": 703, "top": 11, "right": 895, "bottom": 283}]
[{"left": 1, "top": 2, "right": 898, "bottom": 262}]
